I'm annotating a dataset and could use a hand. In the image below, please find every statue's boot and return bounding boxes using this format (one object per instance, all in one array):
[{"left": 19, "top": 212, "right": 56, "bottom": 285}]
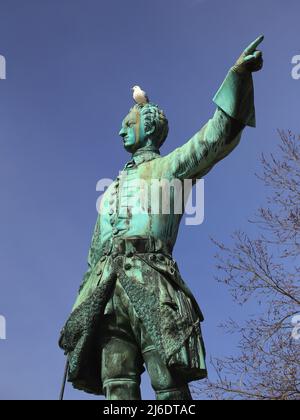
[
  {"left": 143, "top": 349, "right": 193, "bottom": 400},
  {"left": 103, "top": 379, "right": 141, "bottom": 400},
  {"left": 155, "top": 385, "right": 192, "bottom": 400}
]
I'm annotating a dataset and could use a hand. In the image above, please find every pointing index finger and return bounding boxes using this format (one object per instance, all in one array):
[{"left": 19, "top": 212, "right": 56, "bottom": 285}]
[{"left": 244, "top": 35, "right": 264, "bottom": 55}]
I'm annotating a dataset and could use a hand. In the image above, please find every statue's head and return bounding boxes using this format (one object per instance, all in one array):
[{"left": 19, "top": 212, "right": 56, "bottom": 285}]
[{"left": 119, "top": 103, "right": 169, "bottom": 154}]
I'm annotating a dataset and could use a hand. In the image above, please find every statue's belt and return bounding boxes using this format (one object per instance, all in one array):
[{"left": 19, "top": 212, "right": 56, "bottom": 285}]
[
  {"left": 95, "top": 236, "right": 205, "bottom": 321},
  {"left": 99, "top": 236, "right": 173, "bottom": 259}
]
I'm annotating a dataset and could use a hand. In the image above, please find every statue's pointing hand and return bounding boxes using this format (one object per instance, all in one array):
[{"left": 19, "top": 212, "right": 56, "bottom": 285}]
[{"left": 232, "top": 35, "right": 264, "bottom": 74}]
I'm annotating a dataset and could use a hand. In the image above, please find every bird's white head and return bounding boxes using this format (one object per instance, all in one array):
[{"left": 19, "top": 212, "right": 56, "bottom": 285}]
[{"left": 132, "top": 85, "right": 140, "bottom": 91}]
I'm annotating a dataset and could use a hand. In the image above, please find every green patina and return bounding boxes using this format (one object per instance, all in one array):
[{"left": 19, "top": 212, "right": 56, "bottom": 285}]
[{"left": 59, "top": 36, "right": 264, "bottom": 400}]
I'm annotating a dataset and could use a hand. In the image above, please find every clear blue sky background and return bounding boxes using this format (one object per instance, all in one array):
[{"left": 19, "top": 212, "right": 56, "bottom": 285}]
[{"left": 0, "top": 0, "right": 299, "bottom": 400}]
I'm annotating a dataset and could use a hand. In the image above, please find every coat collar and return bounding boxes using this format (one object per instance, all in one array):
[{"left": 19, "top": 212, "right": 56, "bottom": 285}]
[{"left": 125, "top": 148, "right": 161, "bottom": 169}]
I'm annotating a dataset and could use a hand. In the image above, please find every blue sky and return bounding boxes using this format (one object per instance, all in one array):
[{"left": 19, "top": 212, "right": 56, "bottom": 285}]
[{"left": 0, "top": 0, "right": 299, "bottom": 400}]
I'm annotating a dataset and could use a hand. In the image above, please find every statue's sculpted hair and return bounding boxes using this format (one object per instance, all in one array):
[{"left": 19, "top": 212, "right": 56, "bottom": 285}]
[{"left": 132, "top": 103, "right": 169, "bottom": 149}]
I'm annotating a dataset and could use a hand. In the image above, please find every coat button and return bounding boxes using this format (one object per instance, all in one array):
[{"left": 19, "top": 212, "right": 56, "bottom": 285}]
[
  {"left": 124, "top": 263, "right": 132, "bottom": 270},
  {"left": 149, "top": 254, "right": 156, "bottom": 261},
  {"left": 126, "top": 251, "right": 134, "bottom": 258}
]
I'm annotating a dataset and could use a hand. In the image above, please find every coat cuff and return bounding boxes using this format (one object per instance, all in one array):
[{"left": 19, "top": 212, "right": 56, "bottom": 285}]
[{"left": 213, "top": 69, "right": 256, "bottom": 127}]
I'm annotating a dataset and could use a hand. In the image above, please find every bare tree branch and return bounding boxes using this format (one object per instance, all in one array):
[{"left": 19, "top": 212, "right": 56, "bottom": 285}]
[{"left": 194, "top": 131, "right": 300, "bottom": 400}]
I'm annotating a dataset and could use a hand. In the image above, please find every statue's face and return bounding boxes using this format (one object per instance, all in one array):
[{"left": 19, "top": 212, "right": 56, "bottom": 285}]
[{"left": 119, "top": 110, "right": 150, "bottom": 153}]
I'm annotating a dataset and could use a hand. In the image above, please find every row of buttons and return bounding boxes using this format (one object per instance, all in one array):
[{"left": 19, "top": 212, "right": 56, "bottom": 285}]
[
  {"left": 109, "top": 177, "right": 120, "bottom": 235},
  {"left": 109, "top": 167, "right": 141, "bottom": 237}
]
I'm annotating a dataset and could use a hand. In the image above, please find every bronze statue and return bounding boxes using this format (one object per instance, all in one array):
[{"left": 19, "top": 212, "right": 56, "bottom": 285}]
[{"left": 59, "top": 36, "right": 264, "bottom": 400}]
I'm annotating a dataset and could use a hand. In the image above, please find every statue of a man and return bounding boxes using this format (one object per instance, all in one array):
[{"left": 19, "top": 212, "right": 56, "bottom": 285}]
[{"left": 59, "top": 36, "right": 264, "bottom": 400}]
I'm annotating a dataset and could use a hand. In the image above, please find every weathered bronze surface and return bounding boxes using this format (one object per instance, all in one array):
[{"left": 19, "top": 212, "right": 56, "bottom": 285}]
[{"left": 59, "top": 36, "right": 264, "bottom": 400}]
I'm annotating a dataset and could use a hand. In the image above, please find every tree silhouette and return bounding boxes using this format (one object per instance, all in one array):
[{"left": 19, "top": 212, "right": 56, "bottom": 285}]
[{"left": 194, "top": 131, "right": 300, "bottom": 400}]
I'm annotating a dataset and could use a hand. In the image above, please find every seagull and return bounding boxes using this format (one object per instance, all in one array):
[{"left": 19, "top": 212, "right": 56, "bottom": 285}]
[{"left": 132, "top": 85, "right": 149, "bottom": 104}]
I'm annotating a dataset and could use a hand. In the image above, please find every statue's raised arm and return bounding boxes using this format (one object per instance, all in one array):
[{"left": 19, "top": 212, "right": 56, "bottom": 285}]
[{"left": 158, "top": 36, "right": 264, "bottom": 181}]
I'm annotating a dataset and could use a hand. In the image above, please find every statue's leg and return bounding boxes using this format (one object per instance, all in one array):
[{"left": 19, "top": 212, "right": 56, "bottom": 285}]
[
  {"left": 101, "top": 336, "right": 143, "bottom": 400},
  {"left": 101, "top": 280, "right": 144, "bottom": 400},
  {"left": 142, "top": 348, "right": 192, "bottom": 400},
  {"left": 116, "top": 277, "right": 192, "bottom": 401}
]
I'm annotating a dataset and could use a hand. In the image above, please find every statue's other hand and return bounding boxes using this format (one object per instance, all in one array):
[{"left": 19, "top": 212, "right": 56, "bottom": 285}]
[{"left": 232, "top": 35, "right": 264, "bottom": 74}]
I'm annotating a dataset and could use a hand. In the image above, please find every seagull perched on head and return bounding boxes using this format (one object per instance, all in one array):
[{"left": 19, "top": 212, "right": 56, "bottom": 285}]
[{"left": 132, "top": 85, "right": 149, "bottom": 104}]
